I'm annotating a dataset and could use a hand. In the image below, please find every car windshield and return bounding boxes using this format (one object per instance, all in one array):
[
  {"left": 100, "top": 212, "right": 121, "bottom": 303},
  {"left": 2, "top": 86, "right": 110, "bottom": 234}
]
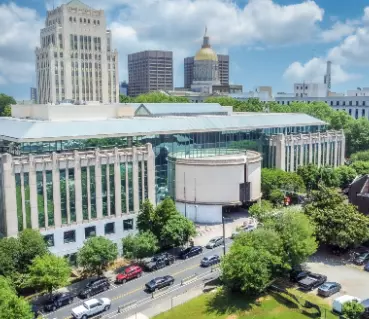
[
  {"left": 320, "top": 284, "right": 329, "bottom": 289},
  {"left": 209, "top": 239, "right": 216, "bottom": 243},
  {"left": 182, "top": 248, "right": 191, "bottom": 253},
  {"left": 202, "top": 257, "right": 209, "bottom": 261}
]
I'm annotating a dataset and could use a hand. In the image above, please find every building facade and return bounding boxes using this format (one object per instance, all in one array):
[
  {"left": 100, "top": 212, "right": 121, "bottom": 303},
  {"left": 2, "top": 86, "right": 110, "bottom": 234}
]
[
  {"left": 294, "top": 83, "right": 327, "bottom": 98},
  {"left": 0, "top": 102, "right": 346, "bottom": 253},
  {"left": 128, "top": 50, "right": 173, "bottom": 97},
  {"left": 348, "top": 175, "right": 369, "bottom": 215},
  {"left": 275, "top": 96, "right": 369, "bottom": 120},
  {"left": 30, "top": 87, "right": 38, "bottom": 103},
  {"left": 35, "top": 0, "right": 119, "bottom": 104}
]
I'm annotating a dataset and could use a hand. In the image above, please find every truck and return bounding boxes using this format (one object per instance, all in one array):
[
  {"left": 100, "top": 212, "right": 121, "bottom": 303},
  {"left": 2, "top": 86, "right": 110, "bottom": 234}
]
[
  {"left": 71, "top": 298, "right": 111, "bottom": 319},
  {"left": 297, "top": 273, "right": 327, "bottom": 291}
]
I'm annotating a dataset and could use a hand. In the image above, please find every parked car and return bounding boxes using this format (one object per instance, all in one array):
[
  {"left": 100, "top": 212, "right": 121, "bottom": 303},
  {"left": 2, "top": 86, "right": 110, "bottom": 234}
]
[
  {"left": 364, "top": 262, "right": 369, "bottom": 272},
  {"left": 297, "top": 273, "right": 327, "bottom": 291},
  {"left": 115, "top": 265, "right": 143, "bottom": 284},
  {"left": 145, "top": 275, "right": 174, "bottom": 292},
  {"left": 205, "top": 236, "right": 224, "bottom": 249},
  {"left": 231, "top": 218, "right": 258, "bottom": 239},
  {"left": 78, "top": 277, "right": 110, "bottom": 299},
  {"left": 353, "top": 252, "right": 369, "bottom": 265},
  {"left": 142, "top": 253, "right": 175, "bottom": 271},
  {"left": 179, "top": 246, "right": 203, "bottom": 259},
  {"left": 317, "top": 282, "right": 342, "bottom": 297},
  {"left": 43, "top": 292, "right": 75, "bottom": 312},
  {"left": 32, "top": 304, "right": 42, "bottom": 319},
  {"left": 289, "top": 269, "right": 311, "bottom": 283},
  {"left": 71, "top": 297, "right": 111, "bottom": 319},
  {"left": 200, "top": 255, "right": 220, "bottom": 267}
]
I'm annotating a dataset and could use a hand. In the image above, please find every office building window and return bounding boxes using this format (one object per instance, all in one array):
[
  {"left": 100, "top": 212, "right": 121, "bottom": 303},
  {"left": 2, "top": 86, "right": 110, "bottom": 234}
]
[
  {"left": 64, "top": 230, "right": 76, "bottom": 243},
  {"left": 44, "top": 234, "right": 54, "bottom": 247},
  {"left": 85, "top": 226, "right": 96, "bottom": 239},
  {"left": 105, "top": 222, "right": 115, "bottom": 235},
  {"left": 123, "top": 219, "right": 134, "bottom": 231}
]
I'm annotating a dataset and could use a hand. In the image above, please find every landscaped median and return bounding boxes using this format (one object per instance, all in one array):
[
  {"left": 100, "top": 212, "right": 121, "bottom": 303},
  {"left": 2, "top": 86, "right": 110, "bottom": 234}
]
[{"left": 152, "top": 287, "right": 338, "bottom": 319}]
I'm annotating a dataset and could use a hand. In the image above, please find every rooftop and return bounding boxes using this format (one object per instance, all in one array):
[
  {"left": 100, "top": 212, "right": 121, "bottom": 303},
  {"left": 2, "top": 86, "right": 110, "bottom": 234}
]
[{"left": 0, "top": 112, "right": 326, "bottom": 142}]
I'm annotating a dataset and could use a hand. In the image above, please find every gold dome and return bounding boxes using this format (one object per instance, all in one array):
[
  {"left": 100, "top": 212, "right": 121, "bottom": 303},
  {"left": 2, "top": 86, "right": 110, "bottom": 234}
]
[{"left": 194, "top": 47, "right": 218, "bottom": 61}]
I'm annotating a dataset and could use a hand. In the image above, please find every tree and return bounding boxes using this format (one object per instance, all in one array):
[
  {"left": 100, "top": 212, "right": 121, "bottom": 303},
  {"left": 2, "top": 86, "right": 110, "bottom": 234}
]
[
  {"left": 266, "top": 210, "right": 317, "bottom": 268},
  {"left": 122, "top": 231, "right": 159, "bottom": 259},
  {"left": 329, "top": 110, "right": 354, "bottom": 130},
  {"left": 350, "top": 150, "right": 369, "bottom": 162},
  {"left": 28, "top": 254, "right": 70, "bottom": 297},
  {"left": 296, "top": 164, "right": 320, "bottom": 190},
  {"left": 153, "top": 197, "right": 178, "bottom": 236},
  {"left": 0, "top": 93, "right": 16, "bottom": 116},
  {"left": 137, "top": 200, "right": 156, "bottom": 233},
  {"left": 0, "top": 237, "right": 21, "bottom": 276},
  {"left": 160, "top": 214, "right": 197, "bottom": 247},
  {"left": 119, "top": 94, "right": 132, "bottom": 103},
  {"left": 134, "top": 92, "right": 189, "bottom": 103},
  {"left": 335, "top": 165, "right": 357, "bottom": 188},
  {"left": 345, "top": 118, "right": 369, "bottom": 156},
  {"left": 304, "top": 183, "right": 345, "bottom": 211},
  {"left": 342, "top": 301, "right": 364, "bottom": 319},
  {"left": 18, "top": 229, "right": 48, "bottom": 271},
  {"left": 351, "top": 161, "right": 369, "bottom": 176},
  {"left": 248, "top": 200, "right": 273, "bottom": 221},
  {"left": 319, "top": 166, "right": 340, "bottom": 188},
  {"left": 269, "top": 189, "right": 284, "bottom": 206},
  {"left": 77, "top": 237, "right": 118, "bottom": 275},
  {"left": 0, "top": 276, "right": 33, "bottom": 319},
  {"left": 221, "top": 228, "right": 285, "bottom": 294}
]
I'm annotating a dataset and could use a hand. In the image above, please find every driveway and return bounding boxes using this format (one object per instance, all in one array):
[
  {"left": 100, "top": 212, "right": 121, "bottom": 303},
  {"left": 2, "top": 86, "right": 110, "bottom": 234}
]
[{"left": 304, "top": 247, "right": 369, "bottom": 302}]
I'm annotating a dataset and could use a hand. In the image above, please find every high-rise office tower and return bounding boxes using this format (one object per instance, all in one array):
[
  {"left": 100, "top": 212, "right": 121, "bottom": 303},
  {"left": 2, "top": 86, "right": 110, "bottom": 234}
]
[
  {"left": 128, "top": 50, "right": 173, "bottom": 97},
  {"left": 217, "top": 54, "right": 229, "bottom": 86},
  {"left": 184, "top": 57, "right": 194, "bottom": 89},
  {"left": 35, "top": 0, "right": 119, "bottom": 104},
  {"left": 30, "top": 87, "right": 37, "bottom": 103}
]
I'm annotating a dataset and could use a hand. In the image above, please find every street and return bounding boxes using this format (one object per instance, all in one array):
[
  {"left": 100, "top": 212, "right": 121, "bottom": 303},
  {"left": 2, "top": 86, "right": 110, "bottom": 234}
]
[{"left": 43, "top": 240, "right": 231, "bottom": 319}]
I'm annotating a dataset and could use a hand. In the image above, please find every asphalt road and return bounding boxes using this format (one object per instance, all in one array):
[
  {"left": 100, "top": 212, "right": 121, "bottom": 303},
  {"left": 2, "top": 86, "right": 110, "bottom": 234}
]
[{"left": 44, "top": 240, "right": 231, "bottom": 319}]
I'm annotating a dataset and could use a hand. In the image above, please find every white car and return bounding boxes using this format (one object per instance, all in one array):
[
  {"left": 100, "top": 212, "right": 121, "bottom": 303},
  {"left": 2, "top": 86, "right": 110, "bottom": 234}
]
[{"left": 71, "top": 298, "right": 111, "bottom": 319}]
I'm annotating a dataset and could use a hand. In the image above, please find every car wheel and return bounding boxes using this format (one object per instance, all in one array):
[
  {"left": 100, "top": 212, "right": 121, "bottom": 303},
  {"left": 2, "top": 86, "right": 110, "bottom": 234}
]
[
  {"left": 122, "top": 279, "right": 127, "bottom": 284},
  {"left": 137, "top": 272, "right": 142, "bottom": 278},
  {"left": 185, "top": 255, "right": 188, "bottom": 259},
  {"left": 85, "top": 293, "right": 90, "bottom": 298},
  {"left": 104, "top": 305, "right": 110, "bottom": 311},
  {"left": 170, "top": 280, "right": 173, "bottom": 285},
  {"left": 52, "top": 305, "right": 57, "bottom": 312},
  {"left": 82, "top": 315, "right": 87, "bottom": 319},
  {"left": 69, "top": 298, "right": 73, "bottom": 304}
]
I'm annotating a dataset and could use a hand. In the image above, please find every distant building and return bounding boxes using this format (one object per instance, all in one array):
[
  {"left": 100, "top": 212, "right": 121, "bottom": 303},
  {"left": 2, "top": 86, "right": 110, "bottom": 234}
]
[
  {"left": 35, "top": 0, "right": 119, "bottom": 104},
  {"left": 119, "top": 82, "right": 128, "bottom": 96},
  {"left": 294, "top": 83, "right": 327, "bottom": 98},
  {"left": 256, "top": 86, "right": 272, "bottom": 99},
  {"left": 212, "top": 84, "right": 243, "bottom": 94},
  {"left": 347, "top": 88, "right": 369, "bottom": 97},
  {"left": 184, "top": 29, "right": 229, "bottom": 90},
  {"left": 30, "top": 87, "right": 37, "bottom": 103},
  {"left": 128, "top": 50, "right": 173, "bottom": 97}
]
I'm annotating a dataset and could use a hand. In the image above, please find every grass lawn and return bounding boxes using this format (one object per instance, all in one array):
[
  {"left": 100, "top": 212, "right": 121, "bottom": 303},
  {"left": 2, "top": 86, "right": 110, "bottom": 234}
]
[{"left": 153, "top": 289, "right": 338, "bottom": 319}]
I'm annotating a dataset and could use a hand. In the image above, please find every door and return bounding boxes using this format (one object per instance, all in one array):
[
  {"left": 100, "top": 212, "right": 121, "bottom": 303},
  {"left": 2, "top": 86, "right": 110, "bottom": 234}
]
[{"left": 90, "top": 303, "right": 99, "bottom": 315}]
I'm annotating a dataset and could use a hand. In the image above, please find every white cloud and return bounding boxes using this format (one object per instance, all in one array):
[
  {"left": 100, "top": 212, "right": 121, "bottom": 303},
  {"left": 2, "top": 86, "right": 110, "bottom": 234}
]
[
  {"left": 320, "top": 21, "right": 356, "bottom": 42},
  {"left": 283, "top": 57, "right": 359, "bottom": 84},
  {"left": 0, "top": 2, "right": 42, "bottom": 84}
]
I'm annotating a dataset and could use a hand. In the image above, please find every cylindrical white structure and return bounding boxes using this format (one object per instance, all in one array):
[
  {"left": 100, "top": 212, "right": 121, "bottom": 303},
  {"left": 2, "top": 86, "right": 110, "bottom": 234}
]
[{"left": 170, "top": 151, "right": 262, "bottom": 223}]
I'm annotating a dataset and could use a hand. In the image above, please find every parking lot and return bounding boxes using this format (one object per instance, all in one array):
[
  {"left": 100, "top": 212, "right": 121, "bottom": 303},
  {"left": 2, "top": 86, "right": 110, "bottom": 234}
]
[{"left": 305, "top": 247, "right": 369, "bottom": 302}]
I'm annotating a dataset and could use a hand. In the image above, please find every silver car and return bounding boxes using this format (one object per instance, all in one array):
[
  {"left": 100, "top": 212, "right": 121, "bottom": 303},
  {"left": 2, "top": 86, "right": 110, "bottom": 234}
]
[{"left": 205, "top": 236, "right": 224, "bottom": 249}]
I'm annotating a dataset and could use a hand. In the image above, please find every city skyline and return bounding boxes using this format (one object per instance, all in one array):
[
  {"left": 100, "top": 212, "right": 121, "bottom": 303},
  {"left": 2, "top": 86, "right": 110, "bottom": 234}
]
[{"left": 1, "top": 0, "right": 369, "bottom": 99}]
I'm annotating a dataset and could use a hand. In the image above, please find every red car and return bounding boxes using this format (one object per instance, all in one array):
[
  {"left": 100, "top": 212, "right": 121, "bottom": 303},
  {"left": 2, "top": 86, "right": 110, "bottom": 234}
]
[{"left": 115, "top": 265, "right": 143, "bottom": 284}]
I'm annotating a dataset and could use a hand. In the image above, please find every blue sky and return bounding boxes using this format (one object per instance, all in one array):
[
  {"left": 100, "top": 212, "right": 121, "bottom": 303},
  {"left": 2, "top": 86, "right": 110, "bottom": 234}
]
[{"left": 1, "top": 0, "right": 369, "bottom": 100}]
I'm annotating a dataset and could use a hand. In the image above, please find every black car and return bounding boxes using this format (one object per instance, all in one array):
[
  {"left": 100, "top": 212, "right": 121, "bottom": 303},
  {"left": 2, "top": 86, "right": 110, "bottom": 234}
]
[
  {"left": 290, "top": 269, "right": 311, "bottom": 283},
  {"left": 43, "top": 292, "right": 74, "bottom": 312},
  {"left": 145, "top": 275, "right": 175, "bottom": 292},
  {"left": 143, "top": 253, "right": 175, "bottom": 271},
  {"left": 298, "top": 273, "right": 327, "bottom": 291},
  {"left": 353, "top": 252, "right": 369, "bottom": 265},
  {"left": 78, "top": 277, "right": 110, "bottom": 298},
  {"left": 179, "top": 246, "right": 203, "bottom": 259},
  {"left": 200, "top": 255, "right": 220, "bottom": 267}
]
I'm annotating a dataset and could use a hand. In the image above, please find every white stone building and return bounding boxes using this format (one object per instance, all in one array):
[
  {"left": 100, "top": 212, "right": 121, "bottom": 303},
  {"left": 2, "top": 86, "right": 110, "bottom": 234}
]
[
  {"left": 35, "top": 0, "right": 119, "bottom": 104},
  {"left": 294, "top": 83, "right": 327, "bottom": 98}
]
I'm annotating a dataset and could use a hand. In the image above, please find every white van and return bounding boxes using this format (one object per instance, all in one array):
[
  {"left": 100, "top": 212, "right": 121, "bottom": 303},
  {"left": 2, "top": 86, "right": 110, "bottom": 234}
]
[{"left": 332, "top": 295, "right": 361, "bottom": 314}]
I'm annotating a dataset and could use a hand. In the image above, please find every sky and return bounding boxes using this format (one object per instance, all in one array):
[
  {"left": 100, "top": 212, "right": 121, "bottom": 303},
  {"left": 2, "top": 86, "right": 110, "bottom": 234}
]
[{"left": 2, "top": 0, "right": 369, "bottom": 100}]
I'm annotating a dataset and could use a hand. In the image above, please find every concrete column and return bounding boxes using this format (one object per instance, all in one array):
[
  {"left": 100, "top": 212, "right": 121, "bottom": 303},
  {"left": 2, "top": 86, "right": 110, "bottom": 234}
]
[
  {"left": 141, "top": 158, "right": 145, "bottom": 201},
  {"left": 42, "top": 169, "right": 48, "bottom": 228},
  {"left": 299, "top": 138, "right": 304, "bottom": 167},
  {"left": 334, "top": 137, "right": 339, "bottom": 167},
  {"left": 114, "top": 148, "right": 122, "bottom": 216},
  {"left": 341, "top": 130, "right": 346, "bottom": 165},
  {"left": 87, "top": 164, "right": 91, "bottom": 220},
  {"left": 28, "top": 155, "right": 39, "bottom": 229},
  {"left": 317, "top": 132, "right": 322, "bottom": 168},
  {"left": 326, "top": 138, "right": 330, "bottom": 166},
  {"left": 125, "top": 161, "right": 129, "bottom": 213},
  {"left": 308, "top": 134, "right": 313, "bottom": 164},
  {"left": 20, "top": 172, "right": 26, "bottom": 229},
  {"left": 106, "top": 161, "right": 111, "bottom": 216},
  {"left": 290, "top": 141, "right": 295, "bottom": 172},
  {"left": 65, "top": 161, "right": 70, "bottom": 224},
  {"left": 146, "top": 143, "right": 156, "bottom": 204},
  {"left": 132, "top": 147, "right": 139, "bottom": 213},
  {"left": 95, "top": 149, "right": 103, "bottom": 219},
  {"left": 52, "top": 153, "right": 62, "bottom": 227},
  {"left": 1, "top": 154, "right": 18, "bottom": 236},
  {"left": 74, "top": 151, "right": 83, "bottom": 224}
]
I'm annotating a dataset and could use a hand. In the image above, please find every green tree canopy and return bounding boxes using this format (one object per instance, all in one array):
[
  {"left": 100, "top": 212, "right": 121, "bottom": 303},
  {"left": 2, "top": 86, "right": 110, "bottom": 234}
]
[
  {"left": 0, "top": 237, "right": 21, "bottom": 276},
  {"left": 221, "top": 228, "right": 285, "bottom": 294},
  {"left": 350, "top": 161, "right": 369, "bottom": 176},
  {"left": 0, "top": 276, "right": 33, "bottom": 319},
  {"left": 77, "top": 236, "right": 118, "bottom": 275},
  {"left": 329, "top": 110, "right": 354, "bottom": 130},
  {"left": 266, "top": 209, "right": 317, "bottom": 268},
  {"left": 119, "top": 94, "right": 132, "bottom": 103},
  {"left": 0, "top": 93, "right": 16, "bottom": 116},
  {"left": 350, "top": 150, "right": 369, "bottom": 162},
  {"left": 160, "top": 214, "right": 197, "bottom": 247},
  {"left": 342, "top": 300, "right": 364, "bottom": 319},
  {"left": 28, "top": 254, "right": 70, "bottom": 297},
  {"left": 345, "top": 118, "right": 369, "bottom": 156},
  {"left": 137, "top": 200, "right": 156, "bottom": 234},
  {"left": 122, "top": 231, "right": 159, "bottom": 259},
  {"left": 335, "top": 165, "right": 357, "bottom": 188},
  {"left": 152, "top": 197, "right": 178, "bottom": 236},
  {"left": 248, "top": 200, "right": 273, "bottom": 221},
  {"left": 134, "top": 92, "right": 189, "bottom": 103}
]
